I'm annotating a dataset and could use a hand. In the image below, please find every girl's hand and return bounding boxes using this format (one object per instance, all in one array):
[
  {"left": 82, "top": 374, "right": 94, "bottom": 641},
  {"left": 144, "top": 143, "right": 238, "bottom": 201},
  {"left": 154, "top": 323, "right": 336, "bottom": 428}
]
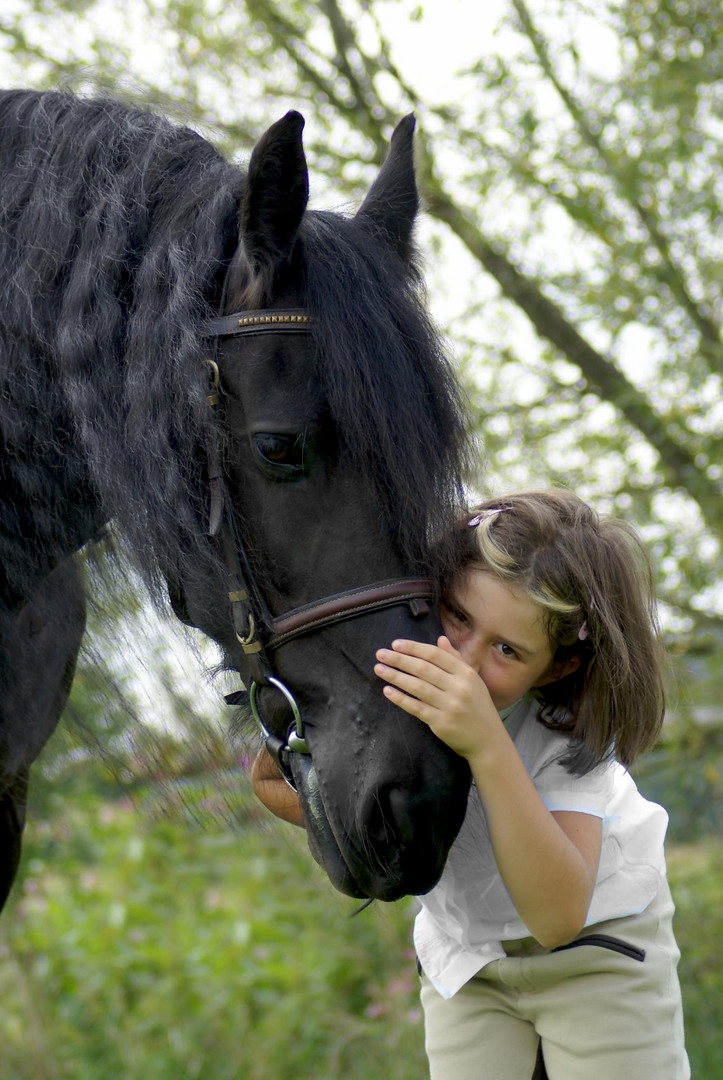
[
  {"left": 376, "top": 636, "right": 603, "bottom": 948},
  {"left": 251, "top": 746, "right": 305, "bottom": 827},
  {"left": 374, "top": 636, "right": 502, "bottom": 760}
]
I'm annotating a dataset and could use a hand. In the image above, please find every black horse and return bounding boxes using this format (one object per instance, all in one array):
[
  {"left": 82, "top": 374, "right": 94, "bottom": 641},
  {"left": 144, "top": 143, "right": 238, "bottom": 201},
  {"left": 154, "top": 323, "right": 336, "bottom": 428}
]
[{"left": 0, "top": 89, "right": 472, "bottom": 909}]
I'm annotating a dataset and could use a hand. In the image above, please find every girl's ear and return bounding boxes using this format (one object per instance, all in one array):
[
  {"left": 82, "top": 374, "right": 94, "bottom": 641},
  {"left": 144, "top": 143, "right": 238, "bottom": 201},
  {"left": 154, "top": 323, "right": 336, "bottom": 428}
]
[{"left": 533, "top": 655, "right": 582, "bottom": 688}]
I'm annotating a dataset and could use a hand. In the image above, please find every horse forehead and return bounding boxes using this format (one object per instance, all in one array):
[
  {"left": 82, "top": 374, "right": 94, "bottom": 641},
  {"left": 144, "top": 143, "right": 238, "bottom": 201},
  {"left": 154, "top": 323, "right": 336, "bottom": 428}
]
[{"left": 217, "top": 335, "right": 323, "bottom": 415}]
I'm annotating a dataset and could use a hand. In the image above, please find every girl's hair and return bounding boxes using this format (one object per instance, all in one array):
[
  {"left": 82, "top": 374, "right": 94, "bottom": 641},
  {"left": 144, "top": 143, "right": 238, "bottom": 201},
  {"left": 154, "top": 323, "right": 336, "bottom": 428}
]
[{"left": 446, "top": 490, "right": 665, "bottom": 776}]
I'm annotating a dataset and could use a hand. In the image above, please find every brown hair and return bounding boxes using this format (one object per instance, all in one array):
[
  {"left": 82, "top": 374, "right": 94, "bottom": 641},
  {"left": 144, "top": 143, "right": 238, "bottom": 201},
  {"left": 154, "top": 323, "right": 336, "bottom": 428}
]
[{"left": 445, "top": 490, "right": 665, "bottom": 775}]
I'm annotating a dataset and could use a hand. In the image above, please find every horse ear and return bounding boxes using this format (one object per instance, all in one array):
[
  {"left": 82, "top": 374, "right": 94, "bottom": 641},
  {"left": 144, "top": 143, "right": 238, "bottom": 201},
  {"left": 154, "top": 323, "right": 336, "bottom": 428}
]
[
  {"left": 239, "top": 111, "right": 309, "bottom": 274},
  {"left": 356, "top": 114, "right": 419, "bottom": 263}
]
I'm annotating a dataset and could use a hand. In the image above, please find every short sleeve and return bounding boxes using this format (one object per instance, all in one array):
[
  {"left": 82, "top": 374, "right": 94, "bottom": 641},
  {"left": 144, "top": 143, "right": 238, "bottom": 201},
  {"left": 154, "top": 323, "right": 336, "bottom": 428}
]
[
  {"left": 512, "top": 716, "right": 615, "bottom": 818},
  {"left": 535, "top": 755, "right": 616, "bottom": 818}
]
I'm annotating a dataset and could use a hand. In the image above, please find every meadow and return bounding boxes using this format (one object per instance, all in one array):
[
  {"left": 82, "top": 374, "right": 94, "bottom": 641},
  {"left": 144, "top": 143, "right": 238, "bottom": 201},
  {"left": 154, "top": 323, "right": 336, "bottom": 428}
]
[{"left": 0, "top": 758, "right": 720, "bottom": 1079}]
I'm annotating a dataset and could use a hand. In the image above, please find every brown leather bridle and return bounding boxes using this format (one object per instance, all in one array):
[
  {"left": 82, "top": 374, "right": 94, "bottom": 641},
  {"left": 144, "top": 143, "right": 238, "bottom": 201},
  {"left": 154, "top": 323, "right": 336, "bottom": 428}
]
[{"left": 205, "top": 307, "right": 435, "bottom": 782}]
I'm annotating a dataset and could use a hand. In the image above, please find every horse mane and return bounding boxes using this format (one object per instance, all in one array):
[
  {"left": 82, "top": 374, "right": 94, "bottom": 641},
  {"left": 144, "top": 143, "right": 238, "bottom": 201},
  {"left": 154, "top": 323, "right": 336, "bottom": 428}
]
[
  {"left": 0, "top": 89, "right": 240, "bottom": 606},
  {"left": 298, "top": 211, "right": 471, "bottom": 573},
  {"left": 0, "top": 88, "right": 470, "bottom": 615}
]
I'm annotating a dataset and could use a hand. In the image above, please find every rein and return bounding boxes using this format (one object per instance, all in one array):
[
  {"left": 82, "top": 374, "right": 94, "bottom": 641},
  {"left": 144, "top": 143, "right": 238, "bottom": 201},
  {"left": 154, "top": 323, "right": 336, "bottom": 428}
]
[{"left": 205, "top": 307, "right": 435, "bottom": 785}]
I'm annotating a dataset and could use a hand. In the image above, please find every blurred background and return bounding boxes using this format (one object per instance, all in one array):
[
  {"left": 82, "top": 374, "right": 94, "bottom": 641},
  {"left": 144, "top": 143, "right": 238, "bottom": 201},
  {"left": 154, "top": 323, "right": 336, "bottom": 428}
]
[{"left": 0, "top": 0, "right": 721, "bottom": 1076}]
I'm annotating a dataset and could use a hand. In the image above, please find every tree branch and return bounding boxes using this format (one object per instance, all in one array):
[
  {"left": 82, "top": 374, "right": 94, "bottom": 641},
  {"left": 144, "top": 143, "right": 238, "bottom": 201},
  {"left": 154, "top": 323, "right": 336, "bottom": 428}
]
[
  {"left": 511, "top": 0, "right": 723, "bottom": 374},
  {"left": 416, "top": 163, "right": 723, "bottom": 538}
]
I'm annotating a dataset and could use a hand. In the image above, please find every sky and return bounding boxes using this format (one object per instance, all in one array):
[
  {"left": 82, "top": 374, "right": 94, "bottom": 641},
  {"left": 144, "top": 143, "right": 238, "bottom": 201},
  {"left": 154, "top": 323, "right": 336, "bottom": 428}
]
[{"left": 2, "top": 0, "right": 622, "bottom": 110}]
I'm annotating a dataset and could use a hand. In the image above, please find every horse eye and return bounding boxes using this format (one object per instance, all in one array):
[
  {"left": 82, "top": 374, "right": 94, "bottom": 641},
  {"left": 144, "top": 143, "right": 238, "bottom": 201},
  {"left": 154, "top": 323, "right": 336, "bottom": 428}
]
[{"left": 253, "top": 433, "right": 303, "bottom": 473}]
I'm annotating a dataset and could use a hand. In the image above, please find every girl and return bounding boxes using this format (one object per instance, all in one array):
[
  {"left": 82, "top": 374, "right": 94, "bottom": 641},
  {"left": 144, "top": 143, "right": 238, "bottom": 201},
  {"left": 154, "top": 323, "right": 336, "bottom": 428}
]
[{"left": 253, "top": 490, "right": 690, "bottom": 1079}]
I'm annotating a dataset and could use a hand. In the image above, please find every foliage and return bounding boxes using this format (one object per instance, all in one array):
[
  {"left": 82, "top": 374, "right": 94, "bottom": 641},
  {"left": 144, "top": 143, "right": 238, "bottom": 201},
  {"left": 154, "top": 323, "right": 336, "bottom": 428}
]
[
  {"left": 636, "top": 729, "right": 723, "bottom": 843},
  {"left": 0, "top": 760, "right": 721, "bottom": 1078},
  {"left": 0, "top": 776, "right": 427, "bottom": 1080},
  {"left": 667, "top": 840, "right": 723, "bottom": 1076}
]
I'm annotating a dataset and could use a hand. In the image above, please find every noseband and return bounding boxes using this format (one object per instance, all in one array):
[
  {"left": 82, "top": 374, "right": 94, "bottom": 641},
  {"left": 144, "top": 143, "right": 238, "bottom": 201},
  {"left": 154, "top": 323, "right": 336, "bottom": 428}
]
[{"left": 205, "top": 307, "right": 435, "bottom": 785}]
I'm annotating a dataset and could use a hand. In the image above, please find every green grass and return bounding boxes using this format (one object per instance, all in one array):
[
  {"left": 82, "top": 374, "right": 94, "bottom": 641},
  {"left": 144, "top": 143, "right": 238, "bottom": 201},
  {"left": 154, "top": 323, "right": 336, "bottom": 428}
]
[
  {"left": 0, "top": 781, "right": 720, "bottom": 1078},
  {"left": 668, "top": 840, "right": 723, "bottom": 1077},
  {"left": 0, "top": 786, "right": 427, "bottom": 1080}
]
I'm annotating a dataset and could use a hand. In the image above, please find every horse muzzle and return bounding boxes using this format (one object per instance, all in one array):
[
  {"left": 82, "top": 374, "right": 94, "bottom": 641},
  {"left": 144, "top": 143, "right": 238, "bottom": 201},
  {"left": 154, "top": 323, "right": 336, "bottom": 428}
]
[
  {"left": 286, "top": 703, "right": 470, "bottom": 903},
  {"left": 288, "top": 753, "right": 369, "bottom": 900}
]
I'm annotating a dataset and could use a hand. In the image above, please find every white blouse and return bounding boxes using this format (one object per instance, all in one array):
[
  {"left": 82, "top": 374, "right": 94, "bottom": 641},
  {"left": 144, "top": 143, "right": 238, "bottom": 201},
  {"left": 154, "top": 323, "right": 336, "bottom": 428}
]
[{"left": 414, "top": 695, "right": 669, "bottom": 998}]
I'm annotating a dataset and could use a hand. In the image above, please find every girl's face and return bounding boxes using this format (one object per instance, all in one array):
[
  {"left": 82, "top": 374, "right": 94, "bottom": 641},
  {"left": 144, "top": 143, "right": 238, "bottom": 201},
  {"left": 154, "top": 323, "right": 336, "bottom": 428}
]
[{"left": 441, "top": 568, "right": 561, "bottom": 711}]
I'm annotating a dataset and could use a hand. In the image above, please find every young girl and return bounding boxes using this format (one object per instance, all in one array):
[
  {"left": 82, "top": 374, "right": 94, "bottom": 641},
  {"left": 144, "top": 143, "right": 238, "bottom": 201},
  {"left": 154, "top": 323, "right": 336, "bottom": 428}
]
[{"left": 253, "top": 490, "right": 690, "bottom": 1079}]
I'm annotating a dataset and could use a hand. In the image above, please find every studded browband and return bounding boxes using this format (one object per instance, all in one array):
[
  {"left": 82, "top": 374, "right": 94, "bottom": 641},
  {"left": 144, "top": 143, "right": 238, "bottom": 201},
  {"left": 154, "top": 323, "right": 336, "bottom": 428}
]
[{"left": 207, "top": 308, "right": 313, "bottom": 339}]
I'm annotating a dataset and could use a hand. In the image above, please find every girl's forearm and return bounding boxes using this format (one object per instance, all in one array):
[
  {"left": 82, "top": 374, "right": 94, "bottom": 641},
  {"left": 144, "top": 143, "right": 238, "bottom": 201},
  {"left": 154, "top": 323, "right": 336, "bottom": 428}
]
[{"left": 468, "top": 729, "right": 601, "bottom": 948}]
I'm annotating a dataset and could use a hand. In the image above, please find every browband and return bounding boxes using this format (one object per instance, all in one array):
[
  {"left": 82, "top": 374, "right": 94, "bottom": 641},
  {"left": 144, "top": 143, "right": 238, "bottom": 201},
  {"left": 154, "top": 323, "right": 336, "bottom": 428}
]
[{"left": 207, "top": 308, "right": 313, "bottom": 338}]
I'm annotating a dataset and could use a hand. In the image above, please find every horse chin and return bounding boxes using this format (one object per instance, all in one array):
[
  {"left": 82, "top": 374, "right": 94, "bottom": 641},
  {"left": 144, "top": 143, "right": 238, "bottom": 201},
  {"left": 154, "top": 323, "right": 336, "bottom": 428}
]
[{"left": 289, "top": 754, "right": 368, "bottom": 900}]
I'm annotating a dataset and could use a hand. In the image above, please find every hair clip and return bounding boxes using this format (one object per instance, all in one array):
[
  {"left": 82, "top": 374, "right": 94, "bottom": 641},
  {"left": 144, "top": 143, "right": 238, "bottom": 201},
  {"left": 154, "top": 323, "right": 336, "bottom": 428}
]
[
  {"left": 468, "top": 507, "right": 510, "bottom": 527},
  {"left": 578, "top": 622, "right": 589, "bottom": 641}
]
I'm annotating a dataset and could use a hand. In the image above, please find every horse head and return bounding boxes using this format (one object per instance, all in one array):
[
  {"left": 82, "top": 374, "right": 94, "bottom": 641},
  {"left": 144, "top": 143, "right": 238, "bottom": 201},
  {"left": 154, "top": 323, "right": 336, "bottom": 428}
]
[{"left": 179, "top": 112, "right": 471, "bottom": 901}]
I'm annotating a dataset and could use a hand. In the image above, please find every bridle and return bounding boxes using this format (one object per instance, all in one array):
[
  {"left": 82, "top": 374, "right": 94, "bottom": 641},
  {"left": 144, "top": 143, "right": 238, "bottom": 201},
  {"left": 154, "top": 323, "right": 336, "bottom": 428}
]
[{"left": 205, "top": 307, "right": 435, "bottom": 785}]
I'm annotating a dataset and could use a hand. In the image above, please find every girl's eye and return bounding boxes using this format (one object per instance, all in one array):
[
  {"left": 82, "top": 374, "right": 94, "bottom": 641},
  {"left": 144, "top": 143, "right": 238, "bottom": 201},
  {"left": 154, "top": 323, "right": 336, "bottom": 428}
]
[
  {"left": 252, "top": 433, "right": 304, "bottom": 474},
  {"left": 496, "top": 642, "right": 518, "bottom": 659}
]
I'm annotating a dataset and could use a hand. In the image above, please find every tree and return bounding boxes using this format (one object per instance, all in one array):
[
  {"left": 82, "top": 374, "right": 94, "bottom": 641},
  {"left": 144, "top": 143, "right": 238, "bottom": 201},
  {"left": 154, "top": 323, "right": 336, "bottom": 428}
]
[{"left": 1, "top": 0, "right": 721, "bottom": 650}]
